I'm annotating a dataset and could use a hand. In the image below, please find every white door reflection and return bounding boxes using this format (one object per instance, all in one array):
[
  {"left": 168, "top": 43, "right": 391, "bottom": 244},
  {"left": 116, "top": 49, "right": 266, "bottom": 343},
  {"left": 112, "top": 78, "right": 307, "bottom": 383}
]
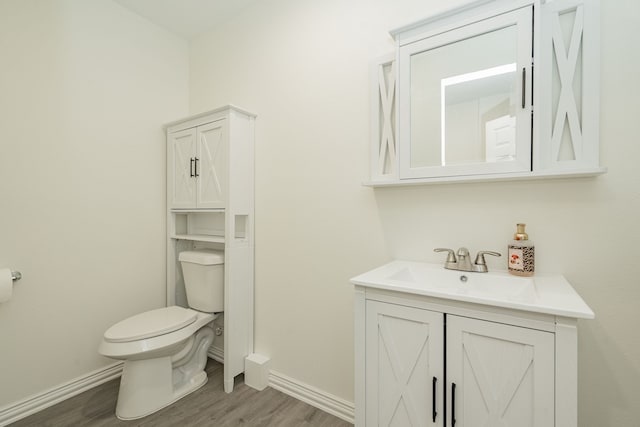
[{"left": 440, "top": 63, "right": 517, "bottom": 165}]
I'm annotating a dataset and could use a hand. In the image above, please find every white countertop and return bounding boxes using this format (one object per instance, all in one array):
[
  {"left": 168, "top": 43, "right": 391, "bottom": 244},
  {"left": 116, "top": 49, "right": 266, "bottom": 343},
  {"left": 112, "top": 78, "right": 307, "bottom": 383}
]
[{"left": 350, "top": 260, "right": 594, "bottom": 319}]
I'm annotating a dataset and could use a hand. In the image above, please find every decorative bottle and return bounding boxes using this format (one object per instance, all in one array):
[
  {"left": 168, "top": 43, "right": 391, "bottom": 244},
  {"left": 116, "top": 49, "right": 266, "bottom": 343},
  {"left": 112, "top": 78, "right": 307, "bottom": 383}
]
[{"left": 508, "top": 223, "right": 534, "bottom": 276}]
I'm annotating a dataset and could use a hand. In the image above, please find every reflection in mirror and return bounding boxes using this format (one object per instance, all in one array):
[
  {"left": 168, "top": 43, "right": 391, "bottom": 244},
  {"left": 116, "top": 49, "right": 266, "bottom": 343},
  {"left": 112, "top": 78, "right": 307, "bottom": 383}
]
[
  {"left": 443, "top": 63, "right": 517, "bottom": 164},
  {"left": 410, "top": 24, "right": 519, "bottom": 168}
]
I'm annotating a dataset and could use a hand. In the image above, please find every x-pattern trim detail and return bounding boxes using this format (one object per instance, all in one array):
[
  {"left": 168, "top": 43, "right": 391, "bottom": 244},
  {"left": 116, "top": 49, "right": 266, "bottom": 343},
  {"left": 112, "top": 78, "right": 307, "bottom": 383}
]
[
  {"left": 200, "top": 131, "right": 223, "bottom": 199},
  {"left": 378, "top": 315, "right": 429, "bottom": 426},
  {"left": 462, "top": 334, "right": 534, "bottom": 427},
  {"left": 378, "top": 61, "right": 397, "bottom": 176},
  {"left": 551, "top": 6, "right": 584, "bottom": 162},
  {"left": 175, "top": 135, "right": 194, "bottom": 201}
]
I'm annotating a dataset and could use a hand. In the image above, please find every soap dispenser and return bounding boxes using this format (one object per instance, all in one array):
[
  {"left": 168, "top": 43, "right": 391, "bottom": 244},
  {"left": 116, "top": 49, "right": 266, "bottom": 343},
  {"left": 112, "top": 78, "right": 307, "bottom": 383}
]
[{"left": 508, "top": 223, "right": 535, "bottom": 276}]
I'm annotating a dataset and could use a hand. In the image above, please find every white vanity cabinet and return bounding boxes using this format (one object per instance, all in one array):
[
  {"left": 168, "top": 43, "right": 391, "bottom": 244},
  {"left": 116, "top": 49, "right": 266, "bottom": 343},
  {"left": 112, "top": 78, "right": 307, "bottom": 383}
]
[
  {"left": 352, "top": 261, "right": 594, "bottom": 427},
  {"left": 363, "top": 298, "right": 553, "bottom": 426},
  {"left": 165, "top": 105, "right": 255, "bottom": 394}
]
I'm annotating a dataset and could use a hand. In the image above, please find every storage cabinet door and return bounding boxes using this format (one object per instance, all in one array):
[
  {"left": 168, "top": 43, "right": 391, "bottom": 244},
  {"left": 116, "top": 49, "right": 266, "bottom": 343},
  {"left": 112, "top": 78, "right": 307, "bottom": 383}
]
[
  {"left": 196, "top": 119, "right": 227, "bottom": 208},
  {"left": 446, "top": 315, "right": 554, "bottom": 427},
  {"left": 168, "top": 128, "right": 197, "bottom": 208},
  {"left": 366, "top": 301, "right": 444, "bottom": 426}
]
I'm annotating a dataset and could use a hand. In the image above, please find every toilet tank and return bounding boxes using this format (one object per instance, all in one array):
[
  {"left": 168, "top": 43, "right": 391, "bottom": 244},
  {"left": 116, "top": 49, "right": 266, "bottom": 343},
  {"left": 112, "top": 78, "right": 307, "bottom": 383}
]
[{"left": 178, "top": 250, "right": 224, "bottom": 313}]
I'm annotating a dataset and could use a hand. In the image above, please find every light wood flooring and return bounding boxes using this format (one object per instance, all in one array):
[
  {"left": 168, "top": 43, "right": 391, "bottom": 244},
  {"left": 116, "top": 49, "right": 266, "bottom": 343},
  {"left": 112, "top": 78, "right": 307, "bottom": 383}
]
[{"left": 10, "top": 360, "right": 352, "bottom": 427}]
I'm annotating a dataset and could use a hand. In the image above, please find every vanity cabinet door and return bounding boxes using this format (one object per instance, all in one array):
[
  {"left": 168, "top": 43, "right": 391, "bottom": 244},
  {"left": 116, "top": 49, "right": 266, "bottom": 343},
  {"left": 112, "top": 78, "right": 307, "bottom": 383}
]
[
  {"left": 365, "top": 301, "right": 444, "bottom": 426},
  {"left": 446, "top": 315, "right": 554, "bottom": 427}
]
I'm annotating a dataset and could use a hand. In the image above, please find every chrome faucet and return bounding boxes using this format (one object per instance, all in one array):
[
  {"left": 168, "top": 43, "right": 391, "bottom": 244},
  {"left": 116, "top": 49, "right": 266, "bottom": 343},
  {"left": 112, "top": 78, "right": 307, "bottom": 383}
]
[{"left": 434, "top": 247, "right": 501, "bottom": 273}]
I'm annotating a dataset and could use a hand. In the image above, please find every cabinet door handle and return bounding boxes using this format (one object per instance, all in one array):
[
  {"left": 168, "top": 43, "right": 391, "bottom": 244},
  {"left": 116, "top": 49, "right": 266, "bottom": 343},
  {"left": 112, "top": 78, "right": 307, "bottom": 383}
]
[
  {"left": 194, "top": 157, "right": 199, "bottom": 177},
  {"left": 451, "top": 382, "right": 457, "bottom": 426},
  {"left": 190, "top": 158, "right": 195, "bottom": 177},
  {"left": 521, "top": 67, "right": 526, "bottom": 109},
  {"left": 432, "top": 376, "right": 438, "bottom": 422}
]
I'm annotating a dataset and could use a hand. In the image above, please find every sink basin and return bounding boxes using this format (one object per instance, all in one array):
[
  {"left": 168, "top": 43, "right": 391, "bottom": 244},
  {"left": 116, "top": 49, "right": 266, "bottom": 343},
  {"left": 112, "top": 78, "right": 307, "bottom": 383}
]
[
  {"left": 351, "top": 260, "right": 594, "bottom": 318},
  {"left": 386, "top": 263, "right": 537, "bottom": 303}
]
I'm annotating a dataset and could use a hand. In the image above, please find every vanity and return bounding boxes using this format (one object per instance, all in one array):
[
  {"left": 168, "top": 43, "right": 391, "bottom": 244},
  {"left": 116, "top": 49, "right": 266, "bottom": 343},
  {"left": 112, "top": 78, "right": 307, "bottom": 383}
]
[
  {"left": 351, "top": 261, "right": 594, "bottom": 426},
  {"left": 356, "top": 0, "right": 599, "bottom": 424}
]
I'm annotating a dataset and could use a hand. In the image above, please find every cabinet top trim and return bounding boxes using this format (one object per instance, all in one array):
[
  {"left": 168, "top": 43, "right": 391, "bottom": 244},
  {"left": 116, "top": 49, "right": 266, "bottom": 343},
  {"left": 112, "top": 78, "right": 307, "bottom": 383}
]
[
  {"left": 164, "top": 104, "right": 256, "bottom": 131},
  {"left": 390, "top": 0, "right": 533, "bottom": 44}
]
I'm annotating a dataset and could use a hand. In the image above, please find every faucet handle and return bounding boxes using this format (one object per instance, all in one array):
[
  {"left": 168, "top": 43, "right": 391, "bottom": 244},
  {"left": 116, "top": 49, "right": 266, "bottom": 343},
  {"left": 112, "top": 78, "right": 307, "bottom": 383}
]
[
  {"left": 434, "top": 248, "right": 457, "bottom": 263},
  {"left": 474, "top": 250, "right": 502, "bottom": 266}
]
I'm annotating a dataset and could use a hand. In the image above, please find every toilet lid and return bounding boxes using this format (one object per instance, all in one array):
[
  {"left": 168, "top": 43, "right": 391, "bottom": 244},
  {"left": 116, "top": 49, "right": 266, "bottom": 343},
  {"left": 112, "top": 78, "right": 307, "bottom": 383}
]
[{"left": 104, "top": 306, "right": 197, "bottom": 343}]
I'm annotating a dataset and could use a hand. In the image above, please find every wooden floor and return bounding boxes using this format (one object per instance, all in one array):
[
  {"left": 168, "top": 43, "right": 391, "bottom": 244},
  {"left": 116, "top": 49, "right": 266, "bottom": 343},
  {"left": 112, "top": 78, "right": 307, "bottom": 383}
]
[{"left": 10, "top": 360, "right": 352, "bottom": 427}]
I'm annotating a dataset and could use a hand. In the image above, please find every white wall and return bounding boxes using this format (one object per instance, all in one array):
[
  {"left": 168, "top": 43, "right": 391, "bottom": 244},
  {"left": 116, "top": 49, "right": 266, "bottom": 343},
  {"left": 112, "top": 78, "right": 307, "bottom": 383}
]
[
  {"left": 190, "top": 0, "right": 640, "bottom": 425},
  {"left": 189, "top": 0, "right": 454, "bottom": 403},
  {"left": 0, "top": 0, "right": 188, "bottom": 408},
  {"left": 1, "top": 0, "right": 637, "bottom": 425}
]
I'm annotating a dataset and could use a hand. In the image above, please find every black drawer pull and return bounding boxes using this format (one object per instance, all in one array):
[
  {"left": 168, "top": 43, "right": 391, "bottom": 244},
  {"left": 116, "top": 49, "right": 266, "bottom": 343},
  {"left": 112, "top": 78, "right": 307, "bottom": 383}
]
[
  {"left": 451, "top": 382, "right": 457, "bottom": 426},
  {"left": 432, "top": 376, "right": 438, "bottom": 422}
]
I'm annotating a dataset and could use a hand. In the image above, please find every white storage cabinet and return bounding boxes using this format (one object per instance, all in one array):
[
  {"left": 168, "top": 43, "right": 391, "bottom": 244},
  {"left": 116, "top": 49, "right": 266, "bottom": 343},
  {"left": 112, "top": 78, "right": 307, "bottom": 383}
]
[
  {"left": 165, "top": 105, "right": 255, "bottom": 393},
  {"left": 168, "top": 118, "right": 227, "bottom": 208}
]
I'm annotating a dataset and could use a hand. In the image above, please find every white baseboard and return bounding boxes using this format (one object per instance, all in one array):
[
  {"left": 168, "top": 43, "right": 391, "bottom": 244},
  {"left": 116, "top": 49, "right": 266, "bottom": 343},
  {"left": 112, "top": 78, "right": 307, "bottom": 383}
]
[
  {"left": 0, "top": 358, "right": 356, "bottom": 426},
  {"left": 0, "top": 362, "right": 123, "bottom": 427},
  {"left": 207, "top": 346, "right": 224, "bottom": 363},
  {"left": 268, "top": 370, "right": 355, "bottom": 424},
  {"left": 205, "top": 349, "right": 354, "bottom": 423}
]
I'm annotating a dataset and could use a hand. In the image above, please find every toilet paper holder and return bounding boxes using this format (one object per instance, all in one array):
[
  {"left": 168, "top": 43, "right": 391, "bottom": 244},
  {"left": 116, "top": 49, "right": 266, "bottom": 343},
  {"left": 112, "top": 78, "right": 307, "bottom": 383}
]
[{"left": 11, "top": 271, "right": 21, "bottom": 282}]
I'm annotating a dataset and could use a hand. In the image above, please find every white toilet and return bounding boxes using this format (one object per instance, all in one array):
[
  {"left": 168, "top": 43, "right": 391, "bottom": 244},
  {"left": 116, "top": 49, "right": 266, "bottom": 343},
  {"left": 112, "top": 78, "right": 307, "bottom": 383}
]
[{"left": 99, "top": 249, "right": 224, "bottom": 420}]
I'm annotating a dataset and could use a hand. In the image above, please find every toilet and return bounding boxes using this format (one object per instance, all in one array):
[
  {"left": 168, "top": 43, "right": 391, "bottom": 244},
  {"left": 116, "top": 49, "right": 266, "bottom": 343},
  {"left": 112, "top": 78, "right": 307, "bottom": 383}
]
[{"left": 99, "top": 249, "right": 224, "bottom": 420}]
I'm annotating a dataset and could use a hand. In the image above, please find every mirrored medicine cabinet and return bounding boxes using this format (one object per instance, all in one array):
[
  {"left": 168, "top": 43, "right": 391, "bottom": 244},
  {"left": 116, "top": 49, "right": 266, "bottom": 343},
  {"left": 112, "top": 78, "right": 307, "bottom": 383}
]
[{"left": 368, "top": 0, "right": 605, "bottom": 186}]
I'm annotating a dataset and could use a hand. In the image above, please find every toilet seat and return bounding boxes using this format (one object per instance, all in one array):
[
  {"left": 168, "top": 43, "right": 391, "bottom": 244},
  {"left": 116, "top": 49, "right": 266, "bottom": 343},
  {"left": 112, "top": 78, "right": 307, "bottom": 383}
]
[
  {"left": 104, "top": 306, "right": 197, "bottom": 343},
  {"left": 99, "top": 309, "right": 217, "bottom": 360}
]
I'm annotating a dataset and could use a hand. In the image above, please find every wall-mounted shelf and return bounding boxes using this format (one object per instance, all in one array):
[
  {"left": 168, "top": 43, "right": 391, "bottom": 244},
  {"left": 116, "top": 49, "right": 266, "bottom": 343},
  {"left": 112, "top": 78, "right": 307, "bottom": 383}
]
[{"left": 365, "top": 166, "right": 607, "bottom": 187}]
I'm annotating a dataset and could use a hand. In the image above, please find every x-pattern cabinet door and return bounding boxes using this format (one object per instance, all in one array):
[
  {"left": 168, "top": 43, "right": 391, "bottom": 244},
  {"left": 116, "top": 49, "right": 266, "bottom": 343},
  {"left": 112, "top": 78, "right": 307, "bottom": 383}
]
[
  {"left": 196, "top": 120, "right": 227, "bottom": 209},
  {"left": 366, "top": 300, "right": 444, "bottom": 426},
  {"left": 168, "top": 128, "right": 197, "bottom": 208},
  {"left": 446, "top": 315, "right": 555, "bottom": 427}
]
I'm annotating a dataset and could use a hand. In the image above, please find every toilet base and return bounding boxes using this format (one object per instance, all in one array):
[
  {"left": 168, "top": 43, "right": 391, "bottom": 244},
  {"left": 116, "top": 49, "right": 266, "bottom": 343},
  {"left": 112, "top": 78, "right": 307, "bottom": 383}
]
[
  {"left": 116, "top": 362, "right": 208, "bottom": 420},
  {"left": 114, "top": 326, "right": 214, "bottom": 420}
]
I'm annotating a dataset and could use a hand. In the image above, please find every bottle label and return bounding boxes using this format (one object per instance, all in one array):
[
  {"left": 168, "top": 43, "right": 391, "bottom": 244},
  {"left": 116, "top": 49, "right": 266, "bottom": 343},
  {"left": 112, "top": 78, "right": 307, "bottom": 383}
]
[{"left": 508, "top": 246, "right": 534, "bottom": 273}]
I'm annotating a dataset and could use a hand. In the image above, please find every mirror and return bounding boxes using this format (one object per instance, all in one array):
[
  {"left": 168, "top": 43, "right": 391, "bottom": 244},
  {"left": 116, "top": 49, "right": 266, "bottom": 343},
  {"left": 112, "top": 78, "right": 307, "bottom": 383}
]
[
  {"left": 411, "top": 24, "right": 518, "bottom": 167},
  {"left": 398, "top": 7, "right": 533, "bottom": 179}
]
